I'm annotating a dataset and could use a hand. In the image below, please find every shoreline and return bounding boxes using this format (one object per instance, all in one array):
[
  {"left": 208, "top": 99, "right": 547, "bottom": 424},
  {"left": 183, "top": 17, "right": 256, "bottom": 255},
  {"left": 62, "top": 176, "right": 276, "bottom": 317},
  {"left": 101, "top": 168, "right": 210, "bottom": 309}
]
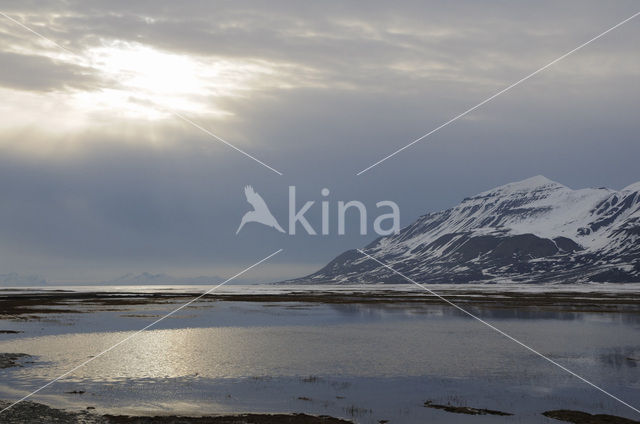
[
  {"left": 0, "top": 400, "right": 353, "bottom": 423},
  {"left": 1, "top": 288, "right": 640, "bottom": 319},
  {"left": 1, "top": 400, "right": 638, "bottom": 424}
]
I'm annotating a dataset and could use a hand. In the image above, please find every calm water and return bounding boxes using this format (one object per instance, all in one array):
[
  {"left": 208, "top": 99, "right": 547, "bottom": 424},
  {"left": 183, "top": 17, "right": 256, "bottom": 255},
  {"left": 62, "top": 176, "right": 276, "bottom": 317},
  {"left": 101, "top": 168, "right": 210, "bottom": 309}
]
[{"left": 0, "top": 285, "right": 639, "bottom": 423}]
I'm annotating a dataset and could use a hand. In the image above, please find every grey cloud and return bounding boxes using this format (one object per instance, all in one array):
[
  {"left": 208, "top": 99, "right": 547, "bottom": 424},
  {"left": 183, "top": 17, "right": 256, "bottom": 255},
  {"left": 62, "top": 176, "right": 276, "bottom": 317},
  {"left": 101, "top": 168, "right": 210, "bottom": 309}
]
[
  {"left": 5, "top": 1, "right": 638, "bottom": 93},
  {"left": 0, "top": 0, "right": 638, "bottom": 281},
  {"left": 0, "top": 51, "right": 102, "bottom": 91}
]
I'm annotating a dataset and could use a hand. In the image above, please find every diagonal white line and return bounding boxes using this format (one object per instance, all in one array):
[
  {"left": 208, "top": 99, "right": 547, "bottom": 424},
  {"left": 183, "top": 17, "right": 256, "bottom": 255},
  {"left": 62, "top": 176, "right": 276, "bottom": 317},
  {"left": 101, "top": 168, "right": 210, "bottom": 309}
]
[
  {"left": 171, "top": 112, "right": 283, "bottom": 176},
  {"left": 0, "top": 11, "right": 76, "bottom": 56},
  {"left": 356, "top": 249, "right": 640, "bottom": 415},
  {"left": 0, "top": 12, "right": 283, "bottom": 176},
  {"left": 356, "top": 11, "right": 640, "bottom": 176},
  {"left": 0, "top": 249, "right": 283, "bottom": 415}
]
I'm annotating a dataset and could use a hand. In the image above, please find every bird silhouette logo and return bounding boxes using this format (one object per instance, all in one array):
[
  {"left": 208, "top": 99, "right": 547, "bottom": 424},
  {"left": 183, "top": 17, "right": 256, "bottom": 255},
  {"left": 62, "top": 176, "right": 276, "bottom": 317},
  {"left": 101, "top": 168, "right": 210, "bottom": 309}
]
[{"left": 236, "top": 185, "right": 285, "bottom": 234}]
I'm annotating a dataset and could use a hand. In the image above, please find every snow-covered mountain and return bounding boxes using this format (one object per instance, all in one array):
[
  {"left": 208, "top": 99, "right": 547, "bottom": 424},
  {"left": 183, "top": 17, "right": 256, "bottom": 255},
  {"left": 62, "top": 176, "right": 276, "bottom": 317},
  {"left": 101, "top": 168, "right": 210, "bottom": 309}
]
[{"left": 292, "top": 176, "right": 640, "bottom": 284}]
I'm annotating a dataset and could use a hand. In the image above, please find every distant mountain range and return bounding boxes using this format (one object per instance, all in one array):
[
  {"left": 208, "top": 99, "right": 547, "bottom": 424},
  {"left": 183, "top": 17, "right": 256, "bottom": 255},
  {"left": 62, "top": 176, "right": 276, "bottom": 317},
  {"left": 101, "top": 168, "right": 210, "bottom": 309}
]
[
  {"left": 0, "top": 272, "right": 224, "bottom": 286},
  {"left": 289, "top": 176, "right": 640, "bottom": 284},
  {"left": 0, "top": 272, "right": 47, "bottom": 284},
  {"left": 107, "top": 272, "right": 222, "bottom": 285}
]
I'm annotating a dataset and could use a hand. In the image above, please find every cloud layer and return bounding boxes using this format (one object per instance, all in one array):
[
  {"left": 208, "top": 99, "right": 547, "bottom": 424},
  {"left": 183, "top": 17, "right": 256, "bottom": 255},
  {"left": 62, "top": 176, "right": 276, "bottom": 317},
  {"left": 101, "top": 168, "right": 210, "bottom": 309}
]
[{"left": 0, "top": 0, "right": 638, "bottom": 281}]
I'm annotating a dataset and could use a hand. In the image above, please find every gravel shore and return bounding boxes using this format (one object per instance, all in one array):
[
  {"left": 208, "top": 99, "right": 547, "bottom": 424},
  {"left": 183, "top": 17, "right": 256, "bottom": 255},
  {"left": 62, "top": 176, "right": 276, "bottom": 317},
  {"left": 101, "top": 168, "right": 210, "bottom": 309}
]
[{"left": 0, "top": 401, "right": 353, "bottom": 424}]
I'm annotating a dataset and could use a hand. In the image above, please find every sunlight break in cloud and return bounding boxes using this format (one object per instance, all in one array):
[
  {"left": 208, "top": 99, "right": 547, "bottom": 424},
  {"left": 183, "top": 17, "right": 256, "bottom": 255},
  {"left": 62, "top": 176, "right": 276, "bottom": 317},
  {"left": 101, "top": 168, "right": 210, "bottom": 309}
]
[
  {"left": 0, "top": 37, "right": 284, "bottom": 154},
  {"left": 73, "top": 41, "right": 276, "bottom": 120}
]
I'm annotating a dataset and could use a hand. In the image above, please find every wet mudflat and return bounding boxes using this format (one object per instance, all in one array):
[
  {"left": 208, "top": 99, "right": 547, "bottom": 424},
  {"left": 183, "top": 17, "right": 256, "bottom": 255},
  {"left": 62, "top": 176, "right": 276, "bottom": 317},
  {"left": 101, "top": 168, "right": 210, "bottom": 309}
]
[{"left": 1, "top": 284, "right": 639, "bottom": 423}]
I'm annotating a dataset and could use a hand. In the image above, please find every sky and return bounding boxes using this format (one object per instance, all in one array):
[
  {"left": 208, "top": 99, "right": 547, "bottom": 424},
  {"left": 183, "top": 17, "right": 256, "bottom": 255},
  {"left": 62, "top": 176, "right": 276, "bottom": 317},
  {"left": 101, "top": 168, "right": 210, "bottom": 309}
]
[{"left": 0, "top": 0, "right": 638, "bottom": 283}]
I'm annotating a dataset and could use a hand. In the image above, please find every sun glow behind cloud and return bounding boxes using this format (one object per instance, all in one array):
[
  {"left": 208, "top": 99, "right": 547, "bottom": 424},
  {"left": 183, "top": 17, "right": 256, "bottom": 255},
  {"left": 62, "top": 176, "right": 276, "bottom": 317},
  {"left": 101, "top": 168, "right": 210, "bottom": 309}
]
[
  {"left": 0, "top": 37, "right": 289, "bottom": 158},
  {"left": 73, "top": 41, "right": 274, "bottom": 120},
  {"left": 0, "top": 39, "right": 281, "bottom": 154}
]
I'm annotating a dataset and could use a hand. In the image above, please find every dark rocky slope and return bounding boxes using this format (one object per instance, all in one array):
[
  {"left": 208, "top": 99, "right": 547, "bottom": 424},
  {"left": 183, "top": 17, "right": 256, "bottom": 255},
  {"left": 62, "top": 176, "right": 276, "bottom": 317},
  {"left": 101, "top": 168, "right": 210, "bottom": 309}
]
[{"left": 291, "top": 176, "right": 640, "bottom": 284}]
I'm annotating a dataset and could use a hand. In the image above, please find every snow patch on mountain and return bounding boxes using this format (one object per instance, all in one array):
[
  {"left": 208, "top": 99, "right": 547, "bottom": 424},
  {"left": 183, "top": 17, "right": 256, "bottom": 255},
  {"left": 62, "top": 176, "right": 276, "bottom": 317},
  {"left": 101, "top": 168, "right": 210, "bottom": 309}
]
[{"left": 290, "top": 176, "right": 640, "bottom": 284}]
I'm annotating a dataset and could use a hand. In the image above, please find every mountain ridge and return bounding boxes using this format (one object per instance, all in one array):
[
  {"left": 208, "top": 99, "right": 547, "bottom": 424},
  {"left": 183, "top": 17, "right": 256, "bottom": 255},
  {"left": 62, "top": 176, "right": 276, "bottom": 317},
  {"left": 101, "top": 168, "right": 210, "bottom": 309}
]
[{"left": 288, "top": 176, "right": 640, "bottom": 284}]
